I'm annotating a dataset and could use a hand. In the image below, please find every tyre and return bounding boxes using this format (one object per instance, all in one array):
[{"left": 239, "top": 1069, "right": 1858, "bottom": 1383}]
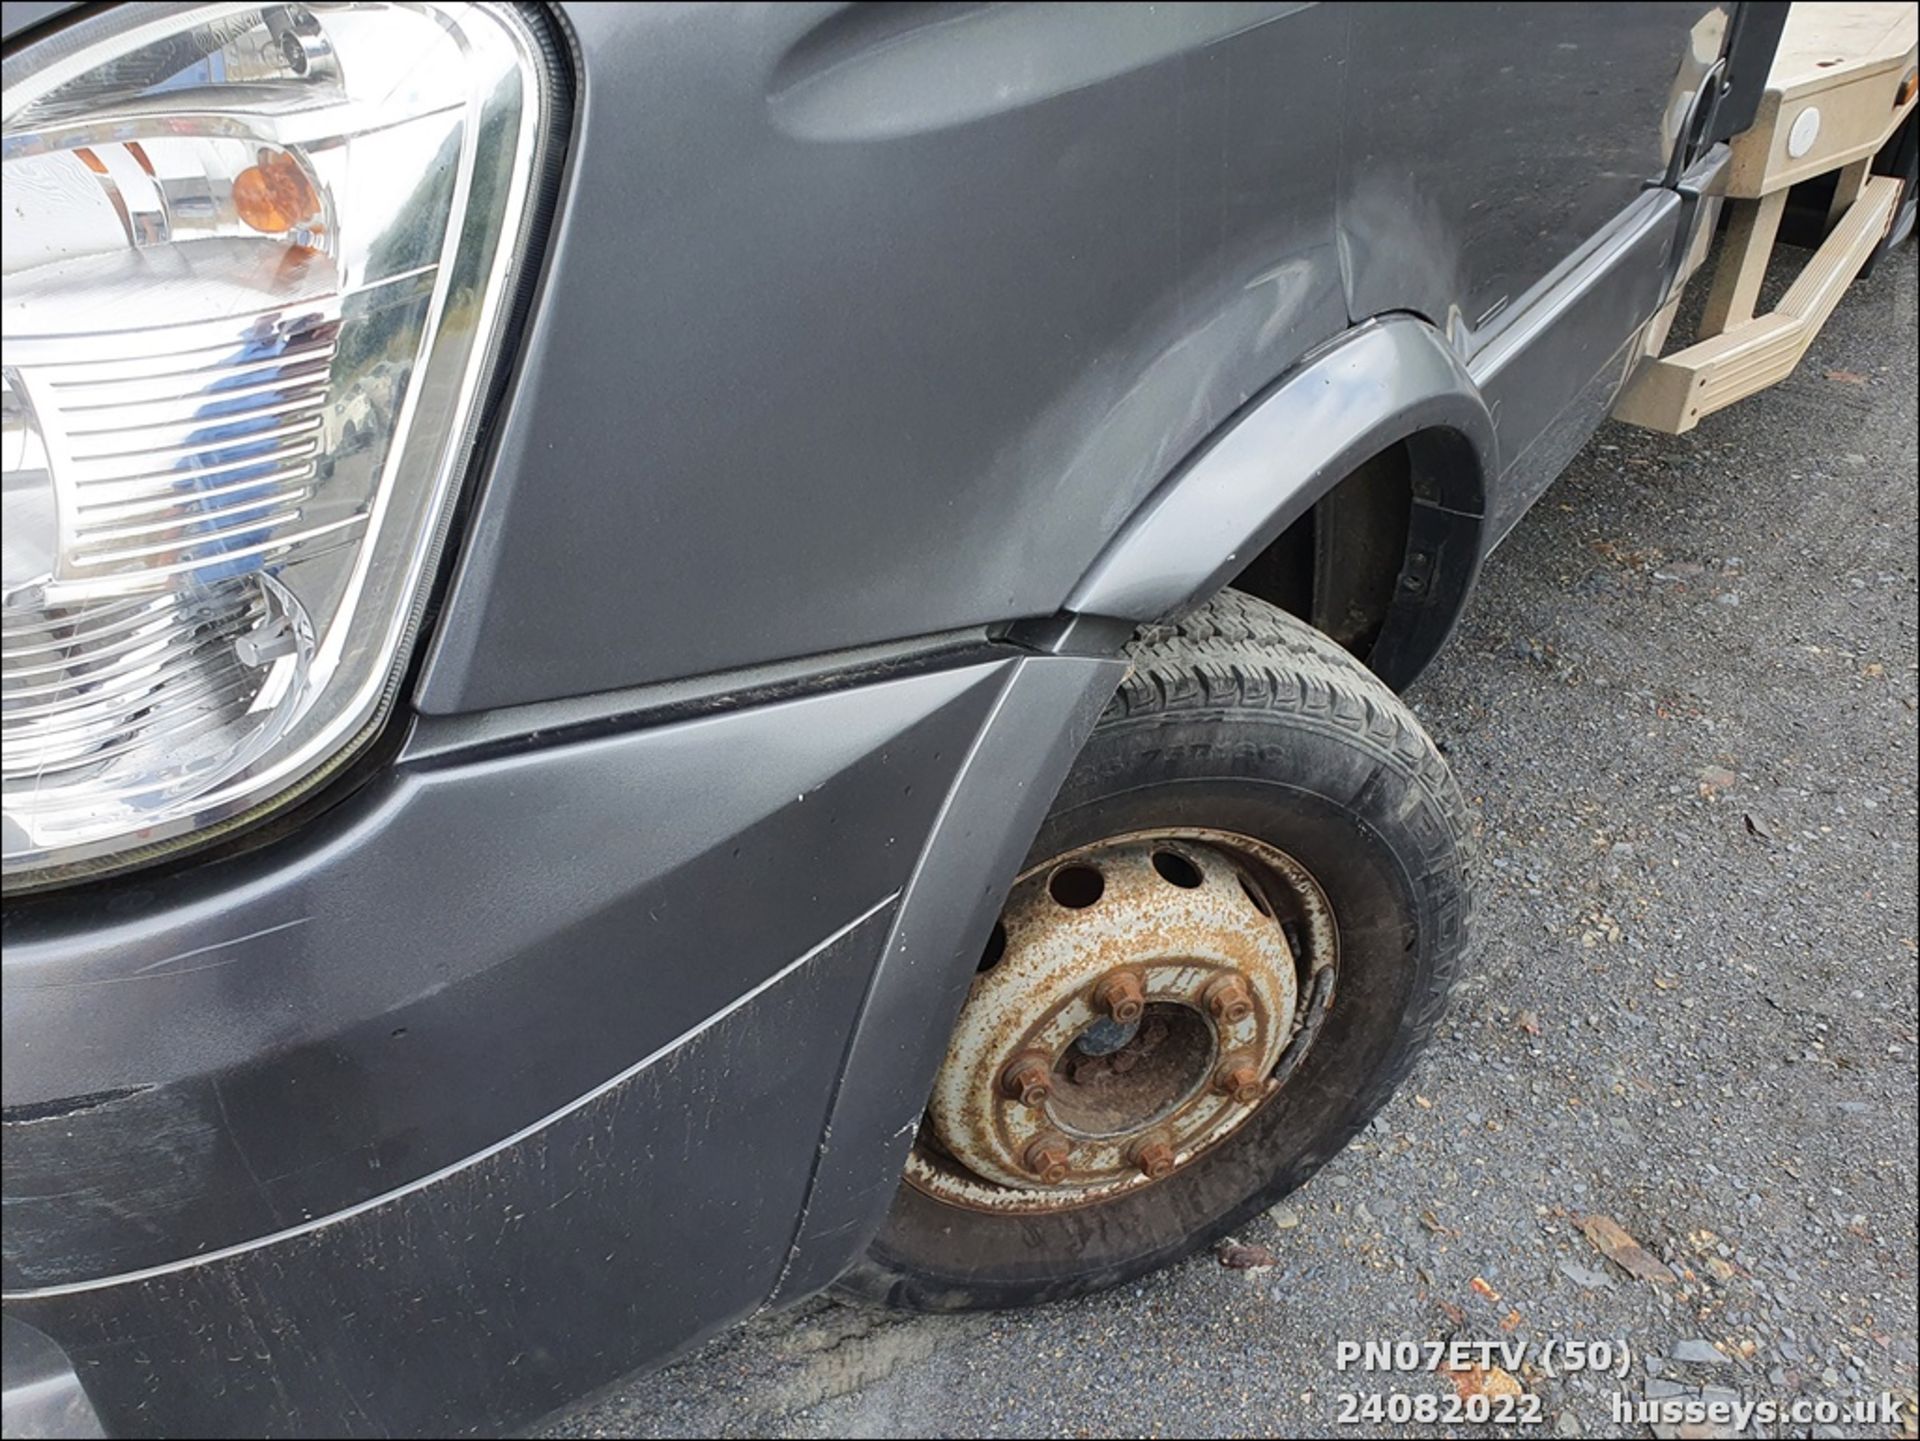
[{"left": 838, "top": 589, "right": 1476, "bottom": 1311}]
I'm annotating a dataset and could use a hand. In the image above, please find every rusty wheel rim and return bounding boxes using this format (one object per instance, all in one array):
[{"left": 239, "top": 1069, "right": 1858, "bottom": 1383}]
[{"left": 906, "top": 828, "right": 1339, "bottom": 1214}]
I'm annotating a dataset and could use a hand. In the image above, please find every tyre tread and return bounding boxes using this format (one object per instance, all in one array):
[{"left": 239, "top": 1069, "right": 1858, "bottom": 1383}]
[
  {"left": 1117, "top": 590, "right": 1477, "bottom": 946},
  {"left": 1095, "top": 591, "right": 1477, "bottom": 1240}
]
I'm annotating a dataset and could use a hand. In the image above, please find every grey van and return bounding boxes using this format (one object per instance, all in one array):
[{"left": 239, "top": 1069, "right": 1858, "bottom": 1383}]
[{"left": 1, "top": 1, "right": 1806, "bottom": 1434}]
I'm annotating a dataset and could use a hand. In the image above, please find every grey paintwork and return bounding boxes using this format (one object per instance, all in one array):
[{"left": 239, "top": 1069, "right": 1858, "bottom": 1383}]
[
  {"left": 417, "top": 0, "right": 1721, "bottom": 714},
  {"left": 1338, "top": 1, "right": 1718, "bottom": 343},
  {"left": 1065, "top": 316, "right": 1496, "bottom": 624},
  {"left": 415, "top": 0, "right": 1354, "bottom": 711},
  {"left": 8, "top": 905, "right": 896, "bottom": 1438},
  {"left": 1, "top": 646, "right": 1120, "bottom": 1436},
  {"left": 773, "top": 653, "right": 1125, "bottom": 1302},
  {"left": 1474, "top": 188, "right": 1682, "bottom": 538},
  {"left": 2, "top": 656, "right": 1005, "bottom": 1284},
  {"left": 0, "top": 1, "right": 1784, "bottom": 1435}
]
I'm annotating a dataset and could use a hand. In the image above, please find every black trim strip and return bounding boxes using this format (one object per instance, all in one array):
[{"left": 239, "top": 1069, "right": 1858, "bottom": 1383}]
[{"left": 403, "top": 626, "right": 1004, "bottom": 766}]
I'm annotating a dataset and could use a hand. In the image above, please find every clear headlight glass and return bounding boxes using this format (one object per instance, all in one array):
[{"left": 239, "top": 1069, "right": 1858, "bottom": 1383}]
[{"left": 1, "top": 2, "right": 551, "bottom": 886}]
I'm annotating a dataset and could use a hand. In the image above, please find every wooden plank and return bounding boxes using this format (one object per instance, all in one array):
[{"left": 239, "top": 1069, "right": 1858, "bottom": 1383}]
[
  {"left": 1610, "top": 351, "right": 1705, "bottom": 433},
  {"left": 1828, "top": 157, "right": 1873, "bottom": 226},
  {"left": 1618, "top": 6, "right": 1914, "bottom": 433},
  {"left": 1699, "top": 191, "right": 1787, "bottom": 337},
  {"left": 1769, "top": 2, "right": 1916, "bottom": 101},
  {"left": 1772, "top": 174, "right": 1899, "bottom": 328},
  {"left": 1726, "top": 1, "right": 1917, "bottom": 198},
  {"left": 1613, "top": 176, "right": 1900, "bottom": 434}
]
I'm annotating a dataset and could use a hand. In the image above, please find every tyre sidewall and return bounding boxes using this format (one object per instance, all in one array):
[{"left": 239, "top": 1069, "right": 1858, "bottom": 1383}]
[{"left": 854, "top": 703, "right": 1467, "bottom": 1311}]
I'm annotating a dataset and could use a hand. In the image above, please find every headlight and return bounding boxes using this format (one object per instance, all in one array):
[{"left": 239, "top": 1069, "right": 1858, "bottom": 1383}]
[{"left": 2, "top": 2, "right": 553, "bottom": 887}]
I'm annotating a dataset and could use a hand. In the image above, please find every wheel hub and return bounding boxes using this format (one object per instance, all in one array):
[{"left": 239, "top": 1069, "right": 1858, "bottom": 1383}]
[{"left": 911, "top": 832, "right": 1327, "bottom": 1213}]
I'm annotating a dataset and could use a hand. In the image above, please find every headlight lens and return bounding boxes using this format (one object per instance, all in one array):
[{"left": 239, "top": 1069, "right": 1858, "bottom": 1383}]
[{"left": 1, "top": 2, "right": 549, "bottom": 886}]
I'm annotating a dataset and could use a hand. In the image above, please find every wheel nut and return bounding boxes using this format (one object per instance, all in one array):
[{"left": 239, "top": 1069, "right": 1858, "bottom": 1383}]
[
  {"left": 1023, "top": 1132, "right": 1072, "bottom": 1185},
  {"left": 1128, "top": 1136, "right": 1176, "bottom": 1180},
  {"left": 1203, "top": 973, "right": 1254, "bottom": 1024},
  {"left": 999, "top": 1050, "right": 1054, "bottom": 1107},
  {"left": 1094, "top": 968, "right": 1145, "bottom": 1024},
  {"left": 1215, "top": 1054, "right": 1265, "bottom": 1105}
]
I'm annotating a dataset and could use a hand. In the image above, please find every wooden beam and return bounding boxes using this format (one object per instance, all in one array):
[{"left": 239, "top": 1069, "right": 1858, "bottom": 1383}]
[
  {"left": 1699, "top": 191, "right": 1786, "bottom": 337},
  {"left": 1613, "top": 176, "right": 1900, "bottom": 434},
  {"left": 1827, "top": 157, "right": 1873, "bottom": 226}
]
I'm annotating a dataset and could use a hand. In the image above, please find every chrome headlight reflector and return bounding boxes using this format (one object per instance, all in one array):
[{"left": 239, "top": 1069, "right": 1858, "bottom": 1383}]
[{"left": 2, "top": 2, "right": 550, "bottom": 885}]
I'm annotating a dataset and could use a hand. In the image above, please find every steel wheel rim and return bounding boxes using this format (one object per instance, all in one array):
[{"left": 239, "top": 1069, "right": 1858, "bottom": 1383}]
[{"left": 906, "top": 827, "right": 1340, "bottom": 1215}]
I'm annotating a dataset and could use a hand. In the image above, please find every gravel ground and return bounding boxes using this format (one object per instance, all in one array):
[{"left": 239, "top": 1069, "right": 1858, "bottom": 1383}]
[{"left": 542, "top": 243, "right": 1919, "bottom": 1440}]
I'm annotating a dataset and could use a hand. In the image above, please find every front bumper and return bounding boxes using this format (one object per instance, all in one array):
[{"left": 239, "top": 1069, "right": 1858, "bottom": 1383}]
[{"left": 2, "top": 649, "right": 1119, "bottom": 1436}]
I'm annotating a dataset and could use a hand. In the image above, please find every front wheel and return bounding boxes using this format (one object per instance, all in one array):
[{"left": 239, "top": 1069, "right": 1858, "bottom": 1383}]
[{"left": 838, "top": 590, "right": 1476, "bottom": 1310}]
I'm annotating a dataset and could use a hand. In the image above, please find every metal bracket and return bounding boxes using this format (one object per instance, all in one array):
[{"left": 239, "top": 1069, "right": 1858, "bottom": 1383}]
[{"left": 1663, "top": 55, "right": 1729, "bottom": 191}]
